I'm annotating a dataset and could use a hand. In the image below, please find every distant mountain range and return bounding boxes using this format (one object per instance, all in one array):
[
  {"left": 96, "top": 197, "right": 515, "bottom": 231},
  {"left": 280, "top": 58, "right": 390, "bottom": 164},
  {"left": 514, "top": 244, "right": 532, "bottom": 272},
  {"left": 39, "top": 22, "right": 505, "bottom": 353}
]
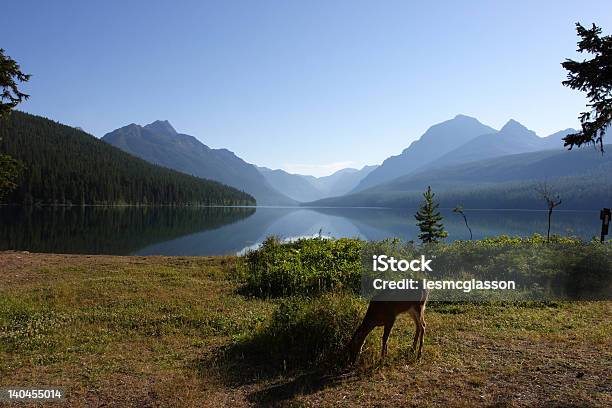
[
  {"left": 353, "top": 115, "right": 576, "bottom": 193},
  {"left": 309, "top": 166, "right": 379, "bottom": 196},
  {"left": 257, "top": 165, "right": 377, "bottom": 202},
  {"left": 306, "top": 147, "right": 612, "bottom": 209},
  {"left": 429, "top": 119, "right": 575, "bottom": 169},
  {"left": 102, "top": 121, "right": 295, "bottom": 205},
  {"left": 97, "top": 114, "right": 609, "bottom": 209},
  {"left": 353, "top": 115, "right": 496, "bottom": 192},
  {"left": 255, "top": 167, "right": 325, "bottom": 203},
  {"left": 102, "top": 119, "right": 377, "bottom": 205}
]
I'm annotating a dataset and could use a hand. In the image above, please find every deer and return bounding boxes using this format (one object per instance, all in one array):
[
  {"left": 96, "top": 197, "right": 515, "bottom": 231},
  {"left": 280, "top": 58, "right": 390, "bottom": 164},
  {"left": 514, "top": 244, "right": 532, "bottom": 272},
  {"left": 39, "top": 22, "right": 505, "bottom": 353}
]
[{"left": 348, "top": 287, "right": 429, "bottom": 364}]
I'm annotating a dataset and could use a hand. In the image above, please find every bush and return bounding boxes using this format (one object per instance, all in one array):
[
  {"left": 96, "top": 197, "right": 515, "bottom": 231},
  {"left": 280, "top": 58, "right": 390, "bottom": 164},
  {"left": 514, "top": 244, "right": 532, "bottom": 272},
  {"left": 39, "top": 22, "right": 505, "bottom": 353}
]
[
  {"left": 242, "top": 236, "right": 363, "bottom": 297},
  {"left": 240, "top": 235, "right": 611, "bottom": 301},
  {"left": 559, "top": 241, "right": 612, "bottom": 300},
  {"left": 228, "top": 292, "right": 372, "bottom": 371},
  {"left": 428, "top": 238, "right": 611, "bottom": 300}
]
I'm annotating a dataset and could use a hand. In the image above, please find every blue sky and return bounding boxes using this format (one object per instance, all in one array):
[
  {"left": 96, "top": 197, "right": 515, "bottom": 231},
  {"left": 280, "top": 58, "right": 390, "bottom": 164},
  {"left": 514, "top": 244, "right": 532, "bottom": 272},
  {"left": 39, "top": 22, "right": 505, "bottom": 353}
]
[{"left": 4, "top": 0, "right": 611, "bottom": 176}]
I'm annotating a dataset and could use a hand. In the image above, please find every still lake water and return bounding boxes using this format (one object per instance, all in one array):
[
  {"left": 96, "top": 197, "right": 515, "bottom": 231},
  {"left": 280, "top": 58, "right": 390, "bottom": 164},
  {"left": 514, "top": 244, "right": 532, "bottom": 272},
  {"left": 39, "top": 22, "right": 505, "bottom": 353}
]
[{"left": 0, "top": 206, "right": 603, "bottom": 256}]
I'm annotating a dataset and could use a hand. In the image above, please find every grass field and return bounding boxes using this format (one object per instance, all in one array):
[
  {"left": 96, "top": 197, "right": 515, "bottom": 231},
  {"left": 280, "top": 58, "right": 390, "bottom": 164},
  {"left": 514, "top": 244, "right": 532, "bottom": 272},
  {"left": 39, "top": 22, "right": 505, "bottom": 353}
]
[{"left": 0, "top": 251, "right": 610, "bottom": 407}]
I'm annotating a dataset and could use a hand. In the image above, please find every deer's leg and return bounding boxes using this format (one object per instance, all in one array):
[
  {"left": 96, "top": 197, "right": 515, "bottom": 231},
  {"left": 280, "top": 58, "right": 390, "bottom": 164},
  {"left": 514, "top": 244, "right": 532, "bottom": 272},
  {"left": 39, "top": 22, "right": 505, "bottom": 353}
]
[
  {"left": 409, "top": 309, "right": 421, "bottom": 352},
  {"left": 348, "top": 319, "right": 377, "bottom": 364},
  {"left": 381, "top": 318, "right": 395, "bottom": 360},
  {"left": 416, "top": 307, "right": 426, "bottom": 360}
]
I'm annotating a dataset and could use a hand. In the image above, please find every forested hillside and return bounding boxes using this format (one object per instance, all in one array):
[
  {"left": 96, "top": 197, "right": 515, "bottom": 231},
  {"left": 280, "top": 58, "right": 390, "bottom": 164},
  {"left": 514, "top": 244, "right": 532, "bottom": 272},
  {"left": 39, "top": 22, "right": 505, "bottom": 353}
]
[
  {"left": 307, "top": 174, "right": 612, "bottom": 210},
  {"left": 102, "top": 120, "right": 295, "bottom": 205},
  {"left": 306, "top": 147, "right": 612, "bottom": 210},
  {"left": 0, "top": 112, "right": 255, "bottom": 206},
  {"left": 375, "top": 147, "right": 612, "bottom": 193}
]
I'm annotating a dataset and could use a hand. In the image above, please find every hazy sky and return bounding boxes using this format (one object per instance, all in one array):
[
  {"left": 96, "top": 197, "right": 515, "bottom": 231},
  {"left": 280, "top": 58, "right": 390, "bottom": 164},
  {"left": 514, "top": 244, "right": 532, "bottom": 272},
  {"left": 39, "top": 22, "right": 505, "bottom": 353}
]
[{"left": 4, "top": 0, "right": 611, "bottom": 176}]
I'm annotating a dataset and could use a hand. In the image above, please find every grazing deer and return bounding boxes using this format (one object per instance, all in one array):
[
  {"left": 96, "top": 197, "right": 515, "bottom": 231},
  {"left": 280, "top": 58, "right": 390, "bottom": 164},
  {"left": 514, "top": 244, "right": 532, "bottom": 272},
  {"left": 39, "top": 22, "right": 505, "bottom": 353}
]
[{"left": 348, "top": 288, "right": 429, "bottom": 363}]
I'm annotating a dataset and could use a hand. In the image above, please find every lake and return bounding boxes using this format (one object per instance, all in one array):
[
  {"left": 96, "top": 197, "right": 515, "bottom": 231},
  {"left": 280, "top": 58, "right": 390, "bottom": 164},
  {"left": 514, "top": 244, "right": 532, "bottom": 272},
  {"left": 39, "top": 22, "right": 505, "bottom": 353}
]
[{"left": 0, "top": 206, "right": 603, "bottom": 256}]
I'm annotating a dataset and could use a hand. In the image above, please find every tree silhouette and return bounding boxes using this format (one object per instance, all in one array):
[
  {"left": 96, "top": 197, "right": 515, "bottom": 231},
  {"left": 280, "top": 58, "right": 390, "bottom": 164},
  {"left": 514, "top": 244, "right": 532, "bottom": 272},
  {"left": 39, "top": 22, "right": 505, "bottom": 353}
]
[
  {"left": 0, "top": 48, "right": 30, "bottom": 118},
  {"left": 453, "top": 205, "right": 473, "bottom": 240},
  {"left": 415, "top": 186, "right": 448, "bottom": 243},
  {"left": 536, "top": 183, "right": 562, "bottom": 242},
  {"left": 0, "top": 48, "right": 30, "bottom": 200},
  {"left": 562, "top": 23, "right": 611, "bottom": 153}
]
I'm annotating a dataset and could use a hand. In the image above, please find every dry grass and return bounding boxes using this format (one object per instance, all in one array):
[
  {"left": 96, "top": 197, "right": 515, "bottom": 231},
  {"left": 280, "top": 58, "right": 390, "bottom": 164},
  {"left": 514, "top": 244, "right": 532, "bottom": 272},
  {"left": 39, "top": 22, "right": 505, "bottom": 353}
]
[{"left": 0, "top": 251, "right": 610, "bottom": 407}]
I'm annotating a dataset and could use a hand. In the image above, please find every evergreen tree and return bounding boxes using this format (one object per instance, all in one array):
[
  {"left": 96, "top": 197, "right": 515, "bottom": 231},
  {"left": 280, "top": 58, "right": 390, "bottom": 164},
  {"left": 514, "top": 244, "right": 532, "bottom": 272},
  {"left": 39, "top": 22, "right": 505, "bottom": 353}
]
[
  {"left": 0, "top": 48, "right": 30, "bottom": 118},
  {"left": 0, "top": 48, "right": 30, "bottom": 198},
  {"left": 562, "top": 23, "right": 612, "bottom": 153},
  {"left": 414, "top": 186, "right": 448, "bottom": 243},
  {"left": 0, "top": 154, "right": 23, "bottom": 200}
]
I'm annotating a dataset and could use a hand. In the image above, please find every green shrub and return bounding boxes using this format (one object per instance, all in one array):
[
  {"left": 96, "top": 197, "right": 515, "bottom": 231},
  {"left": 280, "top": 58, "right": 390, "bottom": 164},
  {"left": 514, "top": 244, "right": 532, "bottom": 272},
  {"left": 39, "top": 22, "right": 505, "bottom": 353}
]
[
  {"left": 228, "top": 292, "right": 372, "bottom": 371},
  {"left": 427, "top": 238, "right": 611, "bottom": 300},
  {"left": 559, "top": 241, "right": 612, "bottom": 299},
  {"left": 240, "top": 235, "right": 611, "bottom": 301},
  {"left": 242, "top": 236, "right": 363, "bottom": 297}
]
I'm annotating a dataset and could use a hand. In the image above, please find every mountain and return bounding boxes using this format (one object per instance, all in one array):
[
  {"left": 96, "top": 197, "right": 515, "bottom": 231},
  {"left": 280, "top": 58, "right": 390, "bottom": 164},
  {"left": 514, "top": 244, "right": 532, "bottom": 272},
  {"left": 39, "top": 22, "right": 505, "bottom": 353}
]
[
  {"left": 539, "top": 128, "right": 577, "bottom": 150},
  {"left": 310, "top": 165, "right": 378, "bottom": 196},
  {"left": 432, "top": 120, "right": 577, "bottom": 168},
  {"left": 376, "top": 147, "right": 610, "bottom": 192},
  {"left": 102, "top": 121, "right": 295, "bottom": 205},
  {"left": 353, "top": 115, "right": 496, "bottom": 192},
  {"left": 0, "top": 111, "right": 255, "bottom": 206},
  {"left": 257, "top": 167, "right": 325, "bottom": 202},
  {"left": 305, "top": 147, "right": 612, "bottom": 210},
  {"left": 257, "top": 165, "right": 378, "bottom": 202}
]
